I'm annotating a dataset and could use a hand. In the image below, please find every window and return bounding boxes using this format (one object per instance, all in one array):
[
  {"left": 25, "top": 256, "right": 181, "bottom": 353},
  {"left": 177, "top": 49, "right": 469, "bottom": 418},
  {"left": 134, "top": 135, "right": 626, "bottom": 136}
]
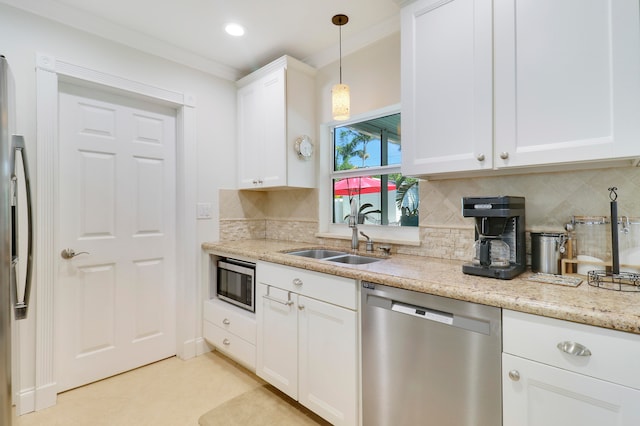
[{"left": 330, "top": 111, "right": 419, "bottom": 228}]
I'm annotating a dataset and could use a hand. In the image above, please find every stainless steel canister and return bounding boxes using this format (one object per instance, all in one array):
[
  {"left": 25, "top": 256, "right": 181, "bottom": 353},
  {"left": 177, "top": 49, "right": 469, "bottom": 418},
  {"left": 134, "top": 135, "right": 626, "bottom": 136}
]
[{"left": 531, "top": 232, "right": 567, "bottom": 274}]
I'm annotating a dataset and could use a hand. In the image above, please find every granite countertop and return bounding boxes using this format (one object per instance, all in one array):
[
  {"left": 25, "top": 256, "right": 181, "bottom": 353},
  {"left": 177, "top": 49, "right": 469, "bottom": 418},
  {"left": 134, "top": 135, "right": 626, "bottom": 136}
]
[{"left": 202, "top": 239, "right": 640, "bottom": 335}]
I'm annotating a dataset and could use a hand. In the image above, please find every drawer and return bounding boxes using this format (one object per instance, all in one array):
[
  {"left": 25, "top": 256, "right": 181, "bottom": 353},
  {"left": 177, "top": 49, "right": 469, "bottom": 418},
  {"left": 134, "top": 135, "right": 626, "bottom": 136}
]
[
  {"left": 503, "top": 310, "right": 640, "bottom": 389},
  {"left": 204, "top": 320, "right": 256, "bottom": 371},
  {"left": 203, "top": 298, "right": 256, "bottom": 344},
  {"left": 258, "top": 261, "right": 357, "bottom": 310}
]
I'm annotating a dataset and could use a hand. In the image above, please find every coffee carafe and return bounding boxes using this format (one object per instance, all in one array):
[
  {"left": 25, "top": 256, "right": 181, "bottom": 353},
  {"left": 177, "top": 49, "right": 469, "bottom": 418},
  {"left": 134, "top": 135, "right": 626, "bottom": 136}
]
[{"left": 462, "top": 196, "right": 526, "bottom": 279}]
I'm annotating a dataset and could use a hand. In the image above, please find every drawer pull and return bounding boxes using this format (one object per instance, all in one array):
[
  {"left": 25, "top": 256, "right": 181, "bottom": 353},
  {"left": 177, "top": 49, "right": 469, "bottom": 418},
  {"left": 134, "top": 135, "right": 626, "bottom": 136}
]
[
  {"left": 263, "top": 294, "right": 293, "bottom": 306},
  {"left": 293, "top": 278, "right": 303, "bottom": 286},
  {"left": 263, "top": 286, "right": 293, "bottom": 306},
  {"left": 508, "top": 370, "right": 520, "bottom": 381},
  {"left": 223, "top": 338, "right": 230, "bottom": 346},
  {"left": 222, "top": 318, "right": 230, "bottom": 325},
  {"left": 557, "top": 341, "right": 592, "bottom": 357}
]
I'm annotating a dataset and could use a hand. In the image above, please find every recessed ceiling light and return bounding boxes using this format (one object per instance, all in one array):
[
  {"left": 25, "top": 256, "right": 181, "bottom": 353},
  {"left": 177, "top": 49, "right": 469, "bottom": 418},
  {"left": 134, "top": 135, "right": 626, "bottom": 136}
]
[{"left": 225, "top": 23, "right": 245, "bottom": 37}]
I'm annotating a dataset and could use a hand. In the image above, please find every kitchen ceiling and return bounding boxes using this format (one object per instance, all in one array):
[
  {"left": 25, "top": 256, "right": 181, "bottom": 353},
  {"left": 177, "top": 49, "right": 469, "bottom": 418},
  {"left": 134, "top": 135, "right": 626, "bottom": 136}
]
[{"left": 2, "top": 0, "right": 400, "bottom": 80}]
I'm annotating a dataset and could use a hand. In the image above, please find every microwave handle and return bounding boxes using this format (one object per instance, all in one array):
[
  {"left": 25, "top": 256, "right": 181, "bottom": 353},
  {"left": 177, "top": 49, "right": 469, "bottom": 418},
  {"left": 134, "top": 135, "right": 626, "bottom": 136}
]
[{"left": 218, "top": 260, "right": 255, "bottom": 276}]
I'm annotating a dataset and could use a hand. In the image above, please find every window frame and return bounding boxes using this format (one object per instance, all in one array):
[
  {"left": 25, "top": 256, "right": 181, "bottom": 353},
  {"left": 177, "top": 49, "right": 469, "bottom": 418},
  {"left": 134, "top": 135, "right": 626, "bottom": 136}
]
[{"left": 318, "top": 104, "right": 420, "bottom": 245}]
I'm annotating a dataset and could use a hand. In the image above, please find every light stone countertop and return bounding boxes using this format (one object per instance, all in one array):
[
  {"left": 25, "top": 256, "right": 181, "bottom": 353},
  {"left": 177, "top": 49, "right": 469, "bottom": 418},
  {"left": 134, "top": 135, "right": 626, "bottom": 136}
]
[{"left": 202, "top": 239, "right": 640, "bottom": 335}]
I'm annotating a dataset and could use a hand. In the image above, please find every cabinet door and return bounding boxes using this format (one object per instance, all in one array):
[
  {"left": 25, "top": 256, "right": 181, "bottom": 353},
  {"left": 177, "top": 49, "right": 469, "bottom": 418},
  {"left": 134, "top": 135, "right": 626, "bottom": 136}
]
[
  {"left": 401, "top": 0, "right": 493, "bottom": 175},
  {"left": 298, "top": 295, "right": 357, "bottom": 426},
  {"left": 237, "top": 68, "right": 287, "bottom": 188},
  {"left": 237, "top": 80, "right": 265, "bottom": 188},
  {"left": 494, "top": 0, "right": 640, "bottom": 168},
  {"left": 255, "top": 283, "right": 298, "bottom": 399},
  {"left": 503, "top": 354, "right": 640, "bottom": 426},
  {"left": 260, "top": 67, "right": 287, "bottom": 188}
]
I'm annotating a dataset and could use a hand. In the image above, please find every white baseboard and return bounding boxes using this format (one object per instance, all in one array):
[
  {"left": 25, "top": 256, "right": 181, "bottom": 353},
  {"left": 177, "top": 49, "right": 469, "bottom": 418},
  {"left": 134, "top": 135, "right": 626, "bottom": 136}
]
[
  {"left": 35, "top": 382, "right": 57, "bottom": 411},
  {"left": 17, "top": 381, "right": 58, "bottom": 414},
  {"left": 16, "top": 387, "right": 35, "bottom": 416},
  {"left": 195, "top": 337, "right": 212, "bottom": 357}
]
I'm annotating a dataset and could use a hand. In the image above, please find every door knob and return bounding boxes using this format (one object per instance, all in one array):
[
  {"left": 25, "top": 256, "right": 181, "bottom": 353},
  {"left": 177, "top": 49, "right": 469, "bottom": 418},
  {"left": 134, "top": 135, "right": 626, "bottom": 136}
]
[{"left": 60, "top": 248, "right": 89, "bottom": 259}]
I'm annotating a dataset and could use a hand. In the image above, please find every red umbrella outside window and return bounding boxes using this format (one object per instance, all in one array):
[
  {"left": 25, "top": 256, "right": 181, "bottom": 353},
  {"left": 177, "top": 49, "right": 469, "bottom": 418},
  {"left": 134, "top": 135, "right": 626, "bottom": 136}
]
[{"left": 334, "top": 177, "right": 396, "bottom": 196}]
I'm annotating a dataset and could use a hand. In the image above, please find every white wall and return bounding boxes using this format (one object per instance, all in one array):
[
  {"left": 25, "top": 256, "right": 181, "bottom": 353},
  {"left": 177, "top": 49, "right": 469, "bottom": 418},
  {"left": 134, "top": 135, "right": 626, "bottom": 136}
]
[
  {"left": 0, "top": 3, "right": 237, "bottom": 412},
  {"left": 315, "top": 33, "right": 401, "bottom": 126}
]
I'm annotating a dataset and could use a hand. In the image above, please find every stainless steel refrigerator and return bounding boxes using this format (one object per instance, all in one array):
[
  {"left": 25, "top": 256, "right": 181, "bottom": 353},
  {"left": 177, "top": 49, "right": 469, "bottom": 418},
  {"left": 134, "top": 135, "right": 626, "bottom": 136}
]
[{"left": 0, "top": 54, "right": 33, "bottom": 425}]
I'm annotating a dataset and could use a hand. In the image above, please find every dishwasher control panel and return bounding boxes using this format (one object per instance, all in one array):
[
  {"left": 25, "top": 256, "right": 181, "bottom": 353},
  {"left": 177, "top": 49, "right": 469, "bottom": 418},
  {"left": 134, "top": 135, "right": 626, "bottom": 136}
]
[{"left": 391, "top": 301, "right": 453, "bottom": 325}]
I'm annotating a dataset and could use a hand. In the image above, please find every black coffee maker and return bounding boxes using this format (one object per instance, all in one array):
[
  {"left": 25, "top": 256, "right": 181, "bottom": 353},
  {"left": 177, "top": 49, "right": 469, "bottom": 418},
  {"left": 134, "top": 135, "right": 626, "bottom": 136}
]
[{"left": 462, "top": 196, "right": 526, "bottom": 279}]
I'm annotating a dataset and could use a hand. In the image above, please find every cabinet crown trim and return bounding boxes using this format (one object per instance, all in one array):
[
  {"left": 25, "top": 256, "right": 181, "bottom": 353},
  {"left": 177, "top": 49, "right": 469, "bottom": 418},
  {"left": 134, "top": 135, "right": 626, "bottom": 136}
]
[{"left": 237, "top": 55, "right": 316, "bottom": 87}]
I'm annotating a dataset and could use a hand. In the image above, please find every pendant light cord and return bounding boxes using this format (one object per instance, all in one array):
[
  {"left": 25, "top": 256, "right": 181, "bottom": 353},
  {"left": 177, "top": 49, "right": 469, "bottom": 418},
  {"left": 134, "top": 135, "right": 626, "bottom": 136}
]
[
  {"left": 339, "top": 25, "right": 343, "bottom": 84},
  {"left": 333, "top": 14, "right": 348, "bottom": 84}
]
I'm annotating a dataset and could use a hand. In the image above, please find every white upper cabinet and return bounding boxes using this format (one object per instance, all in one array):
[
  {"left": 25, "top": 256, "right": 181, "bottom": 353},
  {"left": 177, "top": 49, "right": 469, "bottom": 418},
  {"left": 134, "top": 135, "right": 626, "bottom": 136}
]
[
  {"left": 237, "top": 55, "right": 316, "bottom": 189},
  {"left": 494, "top": 0, "right": 640, "bottom": 168},
  {"left": 401, "top": 0, "right": 640, "bottom": 178},
  {"left": 401, "top": 0, "right": 493, "bottom": 175}
]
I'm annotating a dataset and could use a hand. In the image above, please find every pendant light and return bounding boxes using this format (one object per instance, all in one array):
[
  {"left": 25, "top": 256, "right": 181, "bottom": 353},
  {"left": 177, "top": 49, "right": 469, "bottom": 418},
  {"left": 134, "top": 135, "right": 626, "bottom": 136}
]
[{"left": 332, "top": 14, "right": 350, "bottom": 121}]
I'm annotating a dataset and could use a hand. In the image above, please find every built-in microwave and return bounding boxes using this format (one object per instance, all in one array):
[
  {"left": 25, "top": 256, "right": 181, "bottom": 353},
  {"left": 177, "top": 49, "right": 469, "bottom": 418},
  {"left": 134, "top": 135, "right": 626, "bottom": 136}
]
[{"left": 216, "top": 258, "right": 255, "bottom": 312}]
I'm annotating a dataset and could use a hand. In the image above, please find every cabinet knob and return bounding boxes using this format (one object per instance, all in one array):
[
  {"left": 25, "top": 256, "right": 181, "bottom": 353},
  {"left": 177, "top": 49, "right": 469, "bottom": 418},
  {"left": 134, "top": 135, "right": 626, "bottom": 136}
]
[
  {"left": 557, "top": 341, "right": 592, "bottom": 357},
  {"left": 222, "top": 318, "right": 230, "bottom": 325},
  {"left": 292, "top": 278, "right": 303, "bottom": 286},
  {"left": 476, "top": 153, "right": 485, "bottom": 162},
  {"left": 222, "top": 338, "right": 231, "bottom": 346},
  {"left": 298, "top": 304, "right": 305, "bottom": 311},
  {"left": 508, "top": 370, "right": 520, "bottom": 381},
  {"left": 500, "top": 152, "right": 509, "bottom": 160}
]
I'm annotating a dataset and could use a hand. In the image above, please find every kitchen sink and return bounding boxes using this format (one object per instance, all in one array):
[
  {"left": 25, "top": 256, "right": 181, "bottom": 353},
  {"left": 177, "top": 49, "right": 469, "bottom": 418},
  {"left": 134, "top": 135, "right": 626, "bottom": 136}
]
[
  {"left": 285, "top": 249, "right": 382, "bottom": 264},
  {"left": 286, "top": 249, "right": 349, "bottom": 259},
  {"left": 325, "top": 254, "right": 381, "bottom": 265}
]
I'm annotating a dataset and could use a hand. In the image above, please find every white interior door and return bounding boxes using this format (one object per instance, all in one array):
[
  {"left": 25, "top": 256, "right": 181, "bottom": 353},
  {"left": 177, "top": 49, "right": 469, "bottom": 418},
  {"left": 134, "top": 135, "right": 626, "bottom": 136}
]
[{"left": 55, "top": 82, "right": 177, "bottom": 392}]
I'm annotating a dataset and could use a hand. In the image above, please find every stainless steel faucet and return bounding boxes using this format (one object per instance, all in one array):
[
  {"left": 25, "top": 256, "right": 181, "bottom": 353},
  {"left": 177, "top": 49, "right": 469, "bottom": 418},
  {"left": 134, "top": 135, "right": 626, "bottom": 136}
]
[{"left": 349, "top": 198, "right": 358, "bottom": 250}]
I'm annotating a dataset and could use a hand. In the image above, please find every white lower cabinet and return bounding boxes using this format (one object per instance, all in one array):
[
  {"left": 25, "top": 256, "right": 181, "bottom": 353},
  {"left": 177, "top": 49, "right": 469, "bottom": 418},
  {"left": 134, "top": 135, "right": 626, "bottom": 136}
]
[
  {"left": 203, "top": 298, "right": 256, "bottom": 371},
  {"left": 256, "top": 262, "right": 358, "bottom": 426},
  {"left": 503, "top": 310, "right": 640, "bottom": 426},
  {"left": 503, "top": 353, "right": 640, "bottom": 425}
]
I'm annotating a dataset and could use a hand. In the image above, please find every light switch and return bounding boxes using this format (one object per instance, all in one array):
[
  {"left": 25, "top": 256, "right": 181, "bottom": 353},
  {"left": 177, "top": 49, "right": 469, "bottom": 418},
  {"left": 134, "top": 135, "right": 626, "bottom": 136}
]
[{"left": 196, "top": 202, "right": 212, "bottom": 220}]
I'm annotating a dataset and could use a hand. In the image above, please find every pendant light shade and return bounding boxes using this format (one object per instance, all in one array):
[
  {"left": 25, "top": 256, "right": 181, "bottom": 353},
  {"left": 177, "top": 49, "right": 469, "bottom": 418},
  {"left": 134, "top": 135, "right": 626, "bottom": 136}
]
[
  {"left": 332, "top": 83, "right": 350, "bottom": 121},
  {"left": 332, "top": 14, "right": 350, "bottom": 121}
]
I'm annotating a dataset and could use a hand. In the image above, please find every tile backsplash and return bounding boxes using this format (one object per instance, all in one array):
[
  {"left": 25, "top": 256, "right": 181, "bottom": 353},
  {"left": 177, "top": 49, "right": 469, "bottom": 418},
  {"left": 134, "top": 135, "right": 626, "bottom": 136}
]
[
  {"left": 219, "top": 165, "right": 640, "bottom": 261},
  {"left": 425, "top": 166, "right": 640, "bottom": 232}
]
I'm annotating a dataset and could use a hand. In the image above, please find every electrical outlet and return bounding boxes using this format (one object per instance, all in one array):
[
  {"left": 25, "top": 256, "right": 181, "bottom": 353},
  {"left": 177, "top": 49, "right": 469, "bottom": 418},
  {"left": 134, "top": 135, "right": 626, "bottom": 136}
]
[{"left": 196, "top": 202, "right": 212, "bottom": 220}]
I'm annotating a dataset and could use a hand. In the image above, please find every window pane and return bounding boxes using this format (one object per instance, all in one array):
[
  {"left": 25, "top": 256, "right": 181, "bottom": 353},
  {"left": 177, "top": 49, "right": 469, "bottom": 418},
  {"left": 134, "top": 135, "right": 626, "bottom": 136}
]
[
  {"left": 332, "top": 174, "right": 419, "bottom": 227},
  {"left": 334, "top": 113, "right": 401, "bottom": 170}
]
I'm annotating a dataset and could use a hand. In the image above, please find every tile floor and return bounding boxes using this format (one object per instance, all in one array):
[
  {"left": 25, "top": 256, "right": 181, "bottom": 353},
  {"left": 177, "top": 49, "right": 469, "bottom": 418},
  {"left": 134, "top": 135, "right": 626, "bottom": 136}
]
[{"left": 17, "top": 351, "right": 265, "bottom": 426}]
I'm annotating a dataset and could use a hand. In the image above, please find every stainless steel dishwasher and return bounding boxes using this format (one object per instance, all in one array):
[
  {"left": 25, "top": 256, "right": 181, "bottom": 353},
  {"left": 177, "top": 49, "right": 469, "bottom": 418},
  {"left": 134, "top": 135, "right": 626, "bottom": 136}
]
[{"left": 361, "top": 282, "right": 502, "bottom": 426}]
